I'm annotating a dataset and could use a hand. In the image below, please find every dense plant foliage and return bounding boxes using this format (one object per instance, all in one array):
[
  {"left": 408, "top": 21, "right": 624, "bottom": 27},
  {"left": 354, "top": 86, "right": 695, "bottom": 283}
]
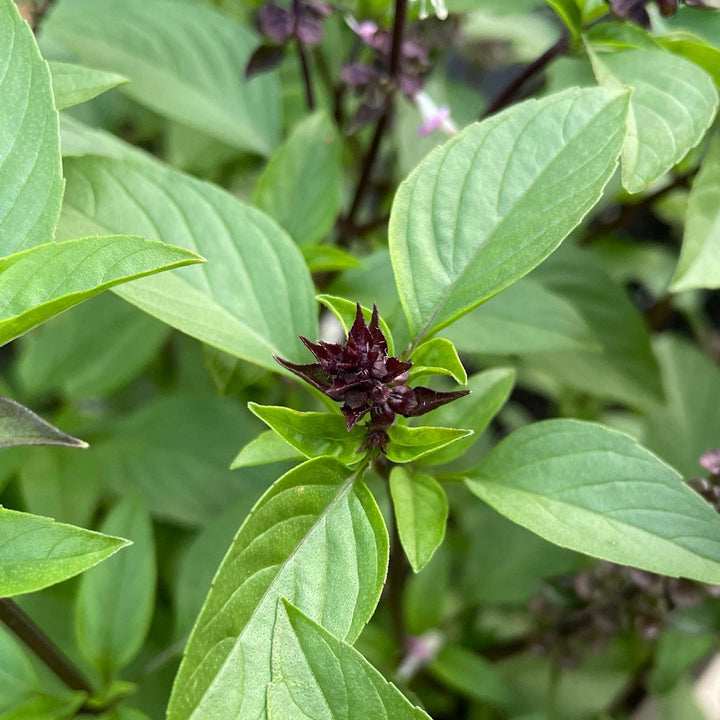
[{"left": 1, "top": 0, "right": 720, "bottom": 718}]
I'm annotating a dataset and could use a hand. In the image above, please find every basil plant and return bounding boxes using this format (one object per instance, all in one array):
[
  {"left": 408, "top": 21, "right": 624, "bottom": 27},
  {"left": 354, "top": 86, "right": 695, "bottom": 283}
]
[{"left": 1, "top": 0, "right": 720, "bottom": 717}]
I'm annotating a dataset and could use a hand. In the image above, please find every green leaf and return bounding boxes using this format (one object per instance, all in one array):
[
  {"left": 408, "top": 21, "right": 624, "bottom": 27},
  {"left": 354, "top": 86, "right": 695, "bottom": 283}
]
[
  {"left": 527, "top": 246, "right": 663, "bottom": 409},
  {"left": 96, "top": 393, "right": 262, "bottom": 527},
  {"left": 671, "top": 136, "right": 720, "bottom": 291},
  {"left": 589, "top": 47, "right": 718, "bottom": 193},
  {"left": 0, "top": 235, "right": 202, "bottom": 347},
  {"left": 302, "top": 245, "right": 362, "bottom": 273},
  {"left": 317, "top": 294, "right": 395, "bottom": 356},
  {"left": 443, "top": 277, "right": 600, "bottom": 355},
  {"left": 544, "top": 0, "right": 582, "bottom": 40},
  {"left": 20, "top": 448, "right": 101, "bottom": 527},
  {"left": 643, "top": 334, "right": 720, "bottom": 479},
  {"left": 0, "top": 396, "right": 86, "bottom": 449},
  {"left": 386, "top": 424, "right": 473, "bottom": 464},
  {"left": 167, "top": 457, "right": 388, "bottom": 720},
  {"left": 0, "top": 0, "right": 63, "bottom": 255},
  {"left": 389, "top": 467, "right": 448, "bottom": 572},
  {"left": 409, "top": 337, "right": 467, "bottom": 384},
  {"left": 0, "top": 507, "right": 129, "bottom": 597},
  {"left": 56, "top": 155, "right": 318, "bottom": 372},
  {"left": 267, "top": 600, "right": 431, "bottom": 720},
  {"left": 650, "top": 630, "right": 714, "bottom": 694},
  {"left": 76, "top": 494, "right": 156, "bottom": 680},
  {"left": 16, "top": 293, "right": 170, "bottom": 399},
  {"left": 175, "top": 495, "right": 260, "bottom": 637},
  {"left": 45, "top": 0, "right": 280, "bottom": 155},
  {"left": 255, "top": 113, "right": 343, "bottom": 245},
  {"left": 466, "top": 419, "right": 720, "bottom": 584},
  {"left": 415, "top": 368, "right": 516, "bottom": 466},
  {"left": 249, "top": 404, "right": 366, "bottom": 466},
  {"left": 230, "top": 430, "right": 302, "bottom": 470},
  {"left": 429, "top": 645, "right": 512, "bottom": 707},
  {"left": 48, "top": 60, "right": 127, "bottom": 110},
  {"left": 389, "top": 86, "right": 629, "bottom": 342},
  {"left": 660, "top": 31, "right": 720, "bottom": 85},
  {"left": 0, "top": 625, "right": 38, "bottom": 712}
]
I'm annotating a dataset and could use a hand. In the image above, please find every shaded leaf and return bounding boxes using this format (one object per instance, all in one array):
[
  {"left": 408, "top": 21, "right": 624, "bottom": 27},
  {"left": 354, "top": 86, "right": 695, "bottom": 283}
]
[
  {"left": 0, "top": 235, "right": 202, "bottom": 347},
  {"left": 466, "top": 419, "right": 720, "bottom": 583},
  {"left": 0, "top": 508, "right": 129, "bottom": 597},
  {"left": 302, "top": 245, "right": 362, "bottom": 273},
  {"left": 671, "top": 136, "right": 720, "bottom": 291},
  {"left": 45, "top": 0, "right": 281, "bottom": 155},
  {"left": 443, "top": 277, "right": 599, "bottom": 355},
  {"left": 167, "top": 457, "right": 388, "bottom": 720},
  {"left": 0, "top": 396, "right": 86, "bottom": 449},
  {"left": 255, "top": 113, "right": 343, "bottom": 245},
  {"left": 76, "top": 494, "right": 156, "bottom": 680}
]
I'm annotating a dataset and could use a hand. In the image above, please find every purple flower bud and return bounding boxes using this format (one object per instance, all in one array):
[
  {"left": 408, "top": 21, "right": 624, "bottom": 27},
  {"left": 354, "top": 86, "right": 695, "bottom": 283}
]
[
  {"left": 700, "top": 449, "right": 720, "bottom": 476},
  {"left": 257, "top": 2, "right": 294, "bottom": 40},
  {"left": 275, "top": 303, "right": 468, "bottom": 450},
  {"left": 296, "top": 13, "right": 324, "bottom": 45}
]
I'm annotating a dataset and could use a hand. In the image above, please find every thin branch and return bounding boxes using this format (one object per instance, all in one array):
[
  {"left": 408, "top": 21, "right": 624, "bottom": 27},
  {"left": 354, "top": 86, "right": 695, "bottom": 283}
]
[
  {"left": 293, "top": 0, "right": 315, "bottom": 111},
  {"left": 481, "top": 31, "right": 569, "bottom": 120},
  {"left": 341, "top": 0, "right": 409, "bottom": 234},
  {"left": 0, "top": 598, "right": 94, "bottom": 694}
]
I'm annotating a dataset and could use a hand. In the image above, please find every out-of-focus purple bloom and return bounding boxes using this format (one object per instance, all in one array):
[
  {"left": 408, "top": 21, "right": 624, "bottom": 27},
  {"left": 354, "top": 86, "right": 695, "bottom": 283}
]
[
  {"left": 275, "top": 304, "right": 468, "bottom": 452},
  {"left": 700, "top": 449, "right": 720, "bottom": 476},
  {"left": 608, "top": 0, "right": 718, "bottom": 26},
  {"left": 397, "top": 630, "right": 444, "bottom": 681},
  {"left": 346, "top": 15, "right": 379, "bottom": 44},
  {"left": 415, "top": 91, "right": 458, "bottom": 137},
  {"left": 257, "top": 2, "right": 294, "bottom": 40}
]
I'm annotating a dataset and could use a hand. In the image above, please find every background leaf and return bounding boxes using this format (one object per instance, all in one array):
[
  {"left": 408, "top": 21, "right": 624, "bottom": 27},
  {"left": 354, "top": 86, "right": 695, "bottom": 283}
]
[
  {"left": 167, "top": 457, "right": 388, "bottom": 720},
  {"left": 590, "top": 47, "right": 718, "bottom": 193},
  {"left": 48, "top": 60, "right": 127, "bottom": 110},
  {"left": 16, "top": 293, "right": 171, "bottom": 400},
  {"left": 56, "top": 155, "right": 318, "bottom": 371},
  {"left": 45, "top": 0, "right": 281, "bottom": 155},
  {"left": 466, "top": 419, "right": 720, "bottom": 583},
  {"left": 0, "top": 235, "right": 202, "bottom": 347},
  {"left": 389, "top": 86, "right": 628, "bottom": 341},
  {"left": 671, "top": 135, "right": 720, "bottom": 291},
  {"left": 0, "top": 508, "right": 128, "bottom": 597},
  {"left": 390, "top": 467, "right": 448, "bottom": 572},
  {"left": 409, "top": 337, "right": 467, "bottom": 384},
  {"left": 255, "top": 113, "right": 343, "bottom": 245},
  {"left": 230, "top": 430, "right": 302, "bottom": 470},
  {"left": 267, "top": 600, "right": 431, "bottom": 720},
  {"left": 0, "top": 0, "right": 63, "bottom": 255},
  {"left": 76, "top": 493, "right": 156, "bottom": 680},
  {"left": 0, "top": 396, "right": 86, "bottom": 449},
  {"left": 442, "top": 277, "right": 599, "bottom": 355}
]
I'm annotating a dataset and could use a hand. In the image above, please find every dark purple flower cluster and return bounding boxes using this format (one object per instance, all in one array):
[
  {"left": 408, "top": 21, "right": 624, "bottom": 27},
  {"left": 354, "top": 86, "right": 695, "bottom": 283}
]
[
  {"left": 275, "top": 304, "right": 468, "bottom": 452},
  {"left": 608, "top": 0, "right": 716, "bottom": 27},
  {"left": 342, "top": 20, "right": 431, "bottom": 130},
  {"left": 246, "top": 0, "right": 333, "bottom": 78}
]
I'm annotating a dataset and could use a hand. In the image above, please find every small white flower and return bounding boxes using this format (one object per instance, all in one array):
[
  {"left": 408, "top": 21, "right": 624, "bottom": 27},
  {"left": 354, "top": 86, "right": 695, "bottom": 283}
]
[
  {"left": 415, "top": 91, "right": 458, "bottom": 137},
  {"left": 411, "top": 0, "right": 449, "bottom": 20}
]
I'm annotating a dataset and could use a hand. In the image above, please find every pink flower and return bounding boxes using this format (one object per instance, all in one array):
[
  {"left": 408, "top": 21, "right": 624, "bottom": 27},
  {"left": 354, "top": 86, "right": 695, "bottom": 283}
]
[
  {"left": 415, "top": 91, "right": 457, "bottom": 137},
  {"left": 345, "top": 15, "right": 378, "bottom": 44}
]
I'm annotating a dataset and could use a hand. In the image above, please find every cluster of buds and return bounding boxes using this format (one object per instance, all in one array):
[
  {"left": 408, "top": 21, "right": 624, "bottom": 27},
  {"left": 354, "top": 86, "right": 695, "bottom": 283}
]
[
  {"left": 246, "top": 0, "right": 333, "bottom": 78},
  {"left": 530, "top": 561, "right": 716, "bottom": 662},
  {"left": 608, "top": 0, "right": 717, "bottom": 27},
  {"left": 342, "top": 18, "right": 432, "bottom": 130},
  {"left": 275, "top": 304, "right": 468, "bottom": 452}
]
